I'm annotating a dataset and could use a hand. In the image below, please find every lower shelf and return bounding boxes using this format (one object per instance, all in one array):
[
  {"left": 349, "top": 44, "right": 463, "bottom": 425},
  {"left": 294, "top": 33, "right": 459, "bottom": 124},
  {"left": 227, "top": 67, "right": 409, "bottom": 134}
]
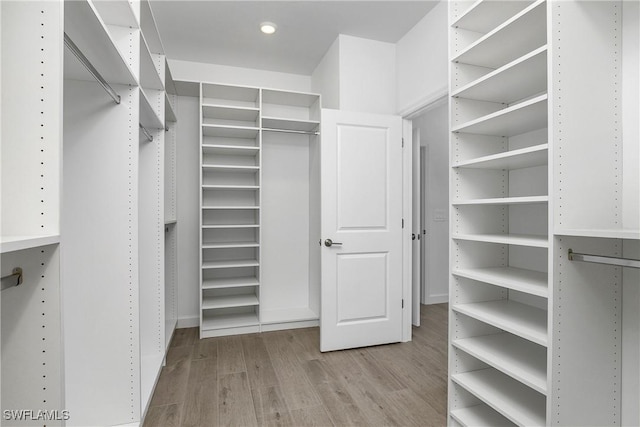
[
  {"left": 451, "top": 404, "right": 515, "bottom": 427},
  {"left": 452, "top": 368, "right": 546, "bottom": 426},
  {"left": 202, "top": 276, "right": 259, "bottom": 290},
  {"left": 260, "top": 307, "right": 318, "bottom": 324},
  {"left": 202, "top": 312, "right": 259, "bottom": 331},
  {"left": 202, "top": 294, "right": 259, "bottom": 310},
  {"left": 202, "top": 259, "right": 259, "bottom": 269}
]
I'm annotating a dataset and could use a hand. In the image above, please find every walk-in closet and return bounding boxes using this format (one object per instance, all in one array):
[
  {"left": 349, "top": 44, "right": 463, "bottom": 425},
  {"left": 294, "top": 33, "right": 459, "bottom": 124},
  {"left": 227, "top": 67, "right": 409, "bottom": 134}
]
[{"left": 1, "top": 1, "right": 638, "bottom": 426}]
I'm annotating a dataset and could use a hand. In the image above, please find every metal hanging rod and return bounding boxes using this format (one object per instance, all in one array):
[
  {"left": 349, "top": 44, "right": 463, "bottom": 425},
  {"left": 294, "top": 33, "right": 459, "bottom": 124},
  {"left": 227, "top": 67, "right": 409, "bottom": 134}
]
[
  {"left": 64, "top": 33, "right": 121, "bottom": 105},
  {"left": 1, "top": 267, "right": 23, "bottom": 291},
  {"left": 568, "top": 249, "right": 640, "bottom": 269},
  {"left": 139, "top": 124, "right": 153, "bottom": 142},
  {"left": 262, "top": 128, "right": 319, "bottom": 136}
]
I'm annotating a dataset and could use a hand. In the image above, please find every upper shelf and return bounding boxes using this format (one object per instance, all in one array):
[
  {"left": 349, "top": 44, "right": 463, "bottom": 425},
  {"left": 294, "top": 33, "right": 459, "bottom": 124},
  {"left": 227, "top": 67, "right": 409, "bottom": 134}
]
[
  {"left": 90, "top": 0, "right": 138, "bottom": 28},
  {"left": 452, "top": 94, "right": 548, "bottom": 137},
  {"left": 555, "top": 229, "right": 640, "bottom": 240},
  {"left": 1, "top": 235, "right": 61, "bottom": 254},
  {"left": 140, "top": 0, "right": 165, "bottom": 55},
  {"left": 262, "top": 117, "right": 320, "bottom": 133},
  {"left": 64, "top": 0, "right": 136, "bottom": 86},
  {"left": 453, "top": 144, "right": 548, "bottom": 170},
  {"left": 452, "top": 0, "right": 547, "bottom": 69},
  {"left": 451, "top": 0, "right": 536, "bottom": 33},
  {"left": 262, "top": 89, "right": 320, "bottom": 107},
  {"left": 202, "top": 83, "right": 260, "bottom": 108},
  {"left": 203, "top": 105, "right": 260, "bottom": 122}
]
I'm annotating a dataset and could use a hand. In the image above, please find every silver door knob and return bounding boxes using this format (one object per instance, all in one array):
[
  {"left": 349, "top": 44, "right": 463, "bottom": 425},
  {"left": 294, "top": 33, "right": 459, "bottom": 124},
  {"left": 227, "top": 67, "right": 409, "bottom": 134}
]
[{"left": 324, "top": 239, "right": 343, "bottom": 247}]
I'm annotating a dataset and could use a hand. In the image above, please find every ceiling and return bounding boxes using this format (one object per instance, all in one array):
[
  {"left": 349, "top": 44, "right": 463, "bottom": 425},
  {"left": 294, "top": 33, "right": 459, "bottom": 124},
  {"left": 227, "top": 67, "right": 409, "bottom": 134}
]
[{"left": 151, "top": 1, "right": 438, "bottom": 75}]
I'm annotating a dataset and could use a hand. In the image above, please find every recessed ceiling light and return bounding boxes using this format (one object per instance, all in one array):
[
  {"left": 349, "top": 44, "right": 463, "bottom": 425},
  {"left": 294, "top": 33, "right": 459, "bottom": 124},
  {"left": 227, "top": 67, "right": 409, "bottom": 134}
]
[{"left": 260, "top": 22, "right": 277, "bottom": 35}]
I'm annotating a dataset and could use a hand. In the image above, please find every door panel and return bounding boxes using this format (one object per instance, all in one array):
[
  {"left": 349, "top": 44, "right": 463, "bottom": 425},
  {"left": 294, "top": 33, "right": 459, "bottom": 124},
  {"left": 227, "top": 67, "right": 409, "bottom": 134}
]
[{"left": 321, "top": 109, "right": 403, "bottom": 352}]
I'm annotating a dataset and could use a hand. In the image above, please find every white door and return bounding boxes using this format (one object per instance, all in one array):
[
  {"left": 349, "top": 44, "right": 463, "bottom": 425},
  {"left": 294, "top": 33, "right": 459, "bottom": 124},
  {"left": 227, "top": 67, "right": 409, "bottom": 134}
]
[
  {"left": 320, "top": 109, "right": 404, "bottom": 352},
  {"left": 412, "top": 127, "right": 421, "bottom": 326}
]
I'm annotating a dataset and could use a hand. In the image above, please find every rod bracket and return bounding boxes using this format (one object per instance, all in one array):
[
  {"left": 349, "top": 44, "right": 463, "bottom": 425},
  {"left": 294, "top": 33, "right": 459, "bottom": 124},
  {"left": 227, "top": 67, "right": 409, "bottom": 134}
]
[{"left": 1, "top": 267, "right": 23, "bottom": 291}]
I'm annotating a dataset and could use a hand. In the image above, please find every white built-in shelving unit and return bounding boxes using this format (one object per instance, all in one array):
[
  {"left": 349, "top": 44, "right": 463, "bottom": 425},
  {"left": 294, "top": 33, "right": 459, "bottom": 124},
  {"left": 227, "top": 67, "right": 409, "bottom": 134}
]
[
  {"left": 197, "top": 82, "right": 321, "bottom": 338},
  {"left": 448, "top": 1, "right": 640, "bottom": 425}
]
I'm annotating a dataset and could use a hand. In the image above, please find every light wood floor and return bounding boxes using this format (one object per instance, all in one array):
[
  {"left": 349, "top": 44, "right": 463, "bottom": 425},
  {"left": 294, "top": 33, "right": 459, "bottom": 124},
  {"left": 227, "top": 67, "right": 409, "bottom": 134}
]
[{"left": 144, "top": 304, "right": 448, "bottom": 427}]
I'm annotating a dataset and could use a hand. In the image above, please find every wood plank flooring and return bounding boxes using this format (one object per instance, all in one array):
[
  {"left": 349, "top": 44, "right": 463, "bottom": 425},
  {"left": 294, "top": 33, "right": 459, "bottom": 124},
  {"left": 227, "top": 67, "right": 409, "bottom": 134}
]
[{"left": 144, "top": 304, "right": 448, "bottom": 427}]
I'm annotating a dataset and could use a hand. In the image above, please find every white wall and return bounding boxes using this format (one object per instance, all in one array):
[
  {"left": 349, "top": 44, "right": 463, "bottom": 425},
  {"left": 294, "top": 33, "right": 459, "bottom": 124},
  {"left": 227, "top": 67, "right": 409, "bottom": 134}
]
[
  {"left": 311, "top": 37, "right": 340, "bottom": 109},
  {"left": 338, "top": 35, "right": 396, "bottom": 115},
  {"left": 414, "top": 101, "right": 449, "bottom": 304},
  {"left": 396, "top": 0, "right": 448, "bottom": 116},
  {"left": 169, "top": 59, "right": 312, "bottom": 93}
]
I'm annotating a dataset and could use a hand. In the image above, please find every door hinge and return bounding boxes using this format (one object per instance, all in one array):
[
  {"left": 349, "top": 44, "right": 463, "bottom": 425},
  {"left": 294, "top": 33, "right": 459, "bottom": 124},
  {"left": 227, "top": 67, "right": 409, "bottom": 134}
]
[
  {"left": 402, "top": 218, "right": 404, "bottom": 228},
  {"left": 402, "top": 138, "right": 404, "bottom": 148},
  {"left": 402, "top": 299, "right": 404, "bottom": 308}
]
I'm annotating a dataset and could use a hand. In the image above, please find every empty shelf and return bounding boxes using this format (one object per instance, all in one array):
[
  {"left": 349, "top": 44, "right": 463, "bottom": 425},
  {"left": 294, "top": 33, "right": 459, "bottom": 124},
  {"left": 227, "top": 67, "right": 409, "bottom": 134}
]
[
  {"left": 453, "top": 196, "right": 548, "bottom": 206},
  {"left": 1, "top": 234, "right": 61, "bottom": 253},
  {"left": 261, "top": 307, "right": 319, "bottom": 324},
  {"left": 202, "top": 164, "right": 259, "bottom": 173},
  {"left": 202, "top": 124, "right": 259, "bottom": 139},
  {"left": 262, "top": 117, "right": 319, "bottom": 132},
  {"left": 202, "top": 104, "right": 259, "bottom": 122},
  {"left": 202, "top": 312, "right": 259, "bottom": 331},
  {"left": 451, "top": 0, "right": 535, "bottom": 33},
  {"left": 202, "top": 259, "right": 259, "bottom": 269},
  {"left": 450, "top": 404, "right": 516, "bottom": 427},
  {"left": 202, "top": 241, "right": 259, "bottom": 249},
  {"left": 554, "top": 228, "right": 640, "bottom": 240},
  {"left": 453, "top": 46, "right": 547, "bottom": 104},
  {"left": 262, "top": 89, "right": 319, "bottom": 107},
  {"left": 452, "top": 94, "right": 547, "bottom": 137},
  {"left": 453, "top": 144, "right": 548, "bottom": 170},
  {"left": 202, "top": 277, "right": 259, "bottom": 290},
  {"left": 453, "top": 300, "right": 548, "bottom": 346},
  {"left": 452, "top": 1, "right": 547, "bottom": 69},
  {"left": 453, "top": 233, "right": 548, "bottom": 248},
  {"left": 453, "top": 266, "right": 548, "bottom": 298},
  {"left": 165, "top": 94, "right": 177, "bottom": 123},
  {"left": 202, "top": 224, "right": 259, "bottom": 229},
  {"left": 202, "top": 294, "right": 259, "bottom": 310},
  {"left": 202, "top": 206, "right": 259, "bottom": 210},
  {"left": 202, "top": 144, "right": 259, "bottom": 156},
  {"left": 139, "top": 33, "right": 163, "bottom": 91},
  {"left": 452, "top": 369, "right": 545, "bottom": 426},
  {"left": 202, "top": 185, "right": 260, "bottom": 190},
  {"left": 139, "top": 88, "right": 163, "bottom": 129},
  {"left": 453, "top": 333, "right": 547, "bottom": 394}
]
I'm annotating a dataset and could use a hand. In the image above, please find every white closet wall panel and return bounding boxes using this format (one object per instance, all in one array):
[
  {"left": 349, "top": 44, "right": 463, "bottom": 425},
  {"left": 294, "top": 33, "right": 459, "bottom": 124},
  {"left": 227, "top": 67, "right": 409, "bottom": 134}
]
[
  {"left": 622, "top": 240, "right": 640, "bottom": 426},
  {"left": 1, "top": 246, "right": 62, "bottom": 427},
  {"left": 62, "top": 81, "right": 141, "bottom": 425},
  {"left": 261, "top": 133, "right": 312, "bottom": 319}
]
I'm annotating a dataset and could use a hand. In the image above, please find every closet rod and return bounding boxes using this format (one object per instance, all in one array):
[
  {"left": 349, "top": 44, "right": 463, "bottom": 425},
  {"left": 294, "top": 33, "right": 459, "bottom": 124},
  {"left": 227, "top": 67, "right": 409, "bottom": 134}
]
[
  {"left": 1, "top": 267, "right": 23, "bottom": 291},
  {"left": 262, "top": 128, "right": 320, "bottom": 136},
  {"left": 568, "top": 249, "right": 640, "bottom": 269},
  {"left": 64, "top": 33, "right": 121, "bottom": 105},
  {"left": 139, "top": 124, "right": 153, "bottom": 142}
]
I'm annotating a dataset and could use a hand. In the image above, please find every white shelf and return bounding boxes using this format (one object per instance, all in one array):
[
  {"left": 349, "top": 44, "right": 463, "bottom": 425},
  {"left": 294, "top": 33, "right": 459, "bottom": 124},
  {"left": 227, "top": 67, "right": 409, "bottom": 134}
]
[
  {"left": 165, "top": 94, "right": 177, "bottom": 123},
  {"left": 139, "top": 33, "right": 163, "bottom": 91},
  {"left": 202, "top": 124, "right": 259, "bottom": 139},
  {"left": 261, "top": 307, "right": 319, "bottom": 324},
  {"left": 452, "top": 94, "right": 547, "bottom": 137},
  {"left": 202, "top": 185, "right": 259, "bottom": 190},
  {"left": 202, "top": 83, "right": 259, "bottom": 106},
  {"left": 450, "top": 404, "right": 516, "bottom": 427},
  {"left": 452, "top": 0, "right": 547, "bottom": 68},
  {"left": 554, "top": 228, "right": 640, "bottom": 240},
  {"left": 63, "top": 0, "right": 137, "bottom": 86},
  {"left": 202, "top": 241, "right": 259, "bottom": 249},
  {"left": 90, "top": 0, "right": 138, "bottom": 28},
  {"left": 453, "top": 196, "right": 548, "bottom": 206},
  {"left": 202, "top": 294, "right": 259, "bottom": 310},
  {"left": 202, "top": 277, "right": 259, "bottom": 290},
  {"left": 451, "top": 0, "right": 535, "bottom": 33},
  {"left": 202, "top": 104, "right": 259, "bottom": 122},
  {"left": 262, "top": 117, "right": 320, "bottom": 132},
  {"left": 202, "top": 312, "right": 259, "bottom": 331},
  {"left": 453, "top": 233, "right": 548, "bottom": 248},
  {"left": 202, "top": 206, "right": 259, "bottom": 210},
  {"left": 0, "top": 235, "right": 61, "bottom": 253},
  {"left": 202, "top": 224, "right": 259, "bottom": 229},
  {"left": 452, "top": 369, "right": 546, "bottom": 426},
  {"left": 202, "top": 259, "right": 259, "bottom": 269},
  {"left": 262, "top": 89, "right": 319, "bottom": 107},
  {"left": 453, "top": 46, "right": 547, "bottom": 104},
  {"left": 453, "top": 333, "right": 547, "bottom": 394},
  {"left": 453, "top": 300, "right": 548, "bottom": 346},
  {"left": 453, "top": 266, "right": 548, "bottom": 298},
  {"left": 453, "top": 144, "right": 548, "bottom": 170},
  {"left": 202, "top": 144, "right": 259, "bottom": 156},
  {"left": 202, "top": 164, "right": 259, "bottom": 173},
  {"left": 139, "top": 88, "right": 163, "bottom": 129},
  {"left": 164, "top": 219, "right": 177, "bottom": 226}
]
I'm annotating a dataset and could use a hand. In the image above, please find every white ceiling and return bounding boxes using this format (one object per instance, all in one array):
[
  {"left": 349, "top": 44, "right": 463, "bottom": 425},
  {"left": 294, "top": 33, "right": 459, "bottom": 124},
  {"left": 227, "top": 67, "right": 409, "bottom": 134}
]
[{"left": 151, "top": 1, "right": 438, "bottom": 75}]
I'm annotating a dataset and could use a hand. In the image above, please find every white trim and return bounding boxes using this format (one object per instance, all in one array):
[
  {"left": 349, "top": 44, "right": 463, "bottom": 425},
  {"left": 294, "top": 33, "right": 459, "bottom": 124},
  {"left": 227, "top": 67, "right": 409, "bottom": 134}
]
[
  {"left": 176, "top": 315, "right": 199, "bottom": 329},
  {"left": 402, "top": 119, "right": 413, "bottom": 342},
  {"left": 424, "top": 293, "right": 449, "bottom": 305},
  {"left": 398, "top": 85, "right": 449, "bottom": 119}
]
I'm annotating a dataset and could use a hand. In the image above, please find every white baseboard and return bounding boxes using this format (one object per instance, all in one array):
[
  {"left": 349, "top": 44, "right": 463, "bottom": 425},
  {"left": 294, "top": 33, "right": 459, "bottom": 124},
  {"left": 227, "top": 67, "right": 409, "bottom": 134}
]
[
  {"left": 176, "top": 315, "right": 199, "bottom": 329},
  {"left": 424, "top": 293, "right": 448, "bottom": 305}
]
